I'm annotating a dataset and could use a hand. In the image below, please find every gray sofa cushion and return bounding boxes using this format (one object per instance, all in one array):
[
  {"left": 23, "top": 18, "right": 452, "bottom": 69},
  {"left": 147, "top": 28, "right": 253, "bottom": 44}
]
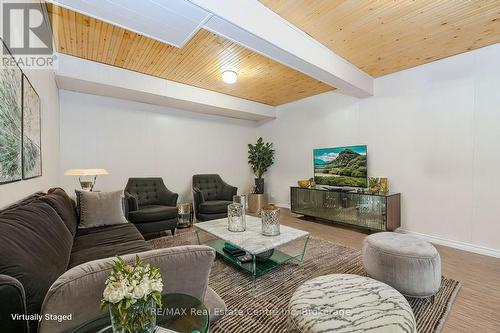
[
  {"left": 0, "top": 192, "right": 45, "bottom": 212},
  {"left": 77, "top": 190, "right": 128, "bottom": 228},
  {"left": 199, "top": 200, "right": 232, "bottom": 214},
  {"left": 128, "top": 205, "right": 178, "bottom": 223},
  {"left": 0, "top": 199, "right": 73, "bottom": 328},
  {"left": 69, "top": 224, "right": 152, "bottom": 268},
  {"left": 198, "top": 212, "right": 228, "bottom": 222},
  {"left": 40, "top": 187, "right": 79, "bottom": 237}
]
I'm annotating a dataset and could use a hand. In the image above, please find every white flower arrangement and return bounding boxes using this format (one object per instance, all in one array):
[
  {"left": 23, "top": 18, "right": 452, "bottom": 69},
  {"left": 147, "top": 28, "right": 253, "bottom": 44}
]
[{"left": 100, "top": 256, "right": 163, "bottom": 332}]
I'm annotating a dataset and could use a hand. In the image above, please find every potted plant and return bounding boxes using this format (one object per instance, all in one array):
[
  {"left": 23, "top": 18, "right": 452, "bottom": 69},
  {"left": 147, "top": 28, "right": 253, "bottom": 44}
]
[
  {"left": 101, "top": 256, "right": 163, "bottom": 333},
  {"left": 248, "top": 137, "right": 275, "bottom": 194}
]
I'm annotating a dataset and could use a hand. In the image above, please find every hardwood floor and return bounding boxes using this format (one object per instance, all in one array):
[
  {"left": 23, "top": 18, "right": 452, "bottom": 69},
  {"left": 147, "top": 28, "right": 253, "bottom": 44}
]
[
  {"left": 278, "top": 209, "right": 500, "bottom": 333},
  {"left": 170, "top": 209, "right": 500, "bottom": 332}
]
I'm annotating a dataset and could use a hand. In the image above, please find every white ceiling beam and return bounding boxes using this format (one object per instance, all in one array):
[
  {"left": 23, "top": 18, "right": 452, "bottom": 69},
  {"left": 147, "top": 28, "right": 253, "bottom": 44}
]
[
  {"left": 55, "top": 54, "right": 275, "bottom": 121},
  {"left": 46, "top": 0, "right": 212, "bottom": 47},
  {"left": 190, "top": 0, "right": 373, "bottom": 97}
]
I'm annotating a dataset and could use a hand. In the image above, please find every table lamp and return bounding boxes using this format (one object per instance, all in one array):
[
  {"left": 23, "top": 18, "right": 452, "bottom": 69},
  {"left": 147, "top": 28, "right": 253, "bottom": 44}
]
[{"left": 64, "top": 168, "right": 109, "bottom": 191}]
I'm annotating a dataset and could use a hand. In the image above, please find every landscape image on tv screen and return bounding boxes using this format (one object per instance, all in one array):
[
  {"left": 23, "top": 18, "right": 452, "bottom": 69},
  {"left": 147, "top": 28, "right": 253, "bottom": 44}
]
[{"left": 314, "top": 145, "right": 367, "bottom": 187}]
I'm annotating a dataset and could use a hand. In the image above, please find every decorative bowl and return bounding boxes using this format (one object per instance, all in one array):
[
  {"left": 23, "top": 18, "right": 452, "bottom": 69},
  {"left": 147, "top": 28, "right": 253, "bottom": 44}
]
[
  {"left": 256, "top": 249, "right": 274, "bottom": 262},
  {"left": 297, "top": 179, "right": 311, "bottom": 188}
]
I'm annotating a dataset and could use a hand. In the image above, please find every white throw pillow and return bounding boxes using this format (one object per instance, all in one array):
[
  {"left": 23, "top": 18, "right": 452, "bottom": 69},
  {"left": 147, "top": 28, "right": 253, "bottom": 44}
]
[{"left": 76, "top": 190, "right": 128, "bottom": 228}]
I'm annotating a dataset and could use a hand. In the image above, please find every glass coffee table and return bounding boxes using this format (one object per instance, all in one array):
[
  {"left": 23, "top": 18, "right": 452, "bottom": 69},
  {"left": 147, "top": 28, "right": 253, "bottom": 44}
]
[
  {"left": 74, "top": 293, "right": 209, "bottom": 333},
  {"left": 195, "top": 215, "right": 309, "bottom": 290}
]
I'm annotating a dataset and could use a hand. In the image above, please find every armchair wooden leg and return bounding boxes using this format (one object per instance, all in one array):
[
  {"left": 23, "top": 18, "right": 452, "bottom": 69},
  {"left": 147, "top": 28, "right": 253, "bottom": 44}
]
[{"left": 171, "top": 228, "right": 176, "bottom": 235}]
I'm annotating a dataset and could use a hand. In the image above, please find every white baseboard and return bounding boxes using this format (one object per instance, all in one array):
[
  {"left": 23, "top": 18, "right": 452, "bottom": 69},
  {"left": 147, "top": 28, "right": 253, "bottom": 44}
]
[
  {"left": 398, "top": 229, "right": 500, "bottom": 259},
  {"left": 274, "top": 202, "right": 500, "bottom": 259}
]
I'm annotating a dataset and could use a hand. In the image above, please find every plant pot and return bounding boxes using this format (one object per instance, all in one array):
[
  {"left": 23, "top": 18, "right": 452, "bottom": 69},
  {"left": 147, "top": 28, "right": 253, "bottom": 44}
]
[
  {"left": 254, "top": 178, "right": 265, "bottom": 194},
  {"left": 109, "top": 298, "right": 156, "bottom": 333}
]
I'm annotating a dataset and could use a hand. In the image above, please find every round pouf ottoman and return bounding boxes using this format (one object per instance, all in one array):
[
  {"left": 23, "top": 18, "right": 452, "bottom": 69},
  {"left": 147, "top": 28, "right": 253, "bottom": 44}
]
[
  {"left": 288, "top": 274, "right": 416, "bottom": 333},
  {"left": 362, "top": 232, "right": 441, "bottom": 298}
]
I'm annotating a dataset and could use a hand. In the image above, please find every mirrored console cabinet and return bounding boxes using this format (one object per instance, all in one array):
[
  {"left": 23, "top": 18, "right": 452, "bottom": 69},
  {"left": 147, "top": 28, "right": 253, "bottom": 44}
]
[{"left": 290, "top": 187, "right": 401, "bottom": 232}]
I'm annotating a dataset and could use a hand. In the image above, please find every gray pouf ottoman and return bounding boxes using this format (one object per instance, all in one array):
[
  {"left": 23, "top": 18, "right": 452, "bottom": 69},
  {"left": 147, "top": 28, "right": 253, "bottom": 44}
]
[
  {"left": 362, "top": 232, "right": 441, "bottom": 298},
  {"left": 288, "top": 274, "right": 416, "bottom": 333}
]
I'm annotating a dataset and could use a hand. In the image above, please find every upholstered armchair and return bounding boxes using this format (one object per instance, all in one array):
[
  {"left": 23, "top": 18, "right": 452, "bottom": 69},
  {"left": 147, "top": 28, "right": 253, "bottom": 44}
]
[
  {"left": 125, "top": 178, "right": 178, "bottom": 235},
  {"left": 193, "top": 174, "right": 238, "bottom": 221}
]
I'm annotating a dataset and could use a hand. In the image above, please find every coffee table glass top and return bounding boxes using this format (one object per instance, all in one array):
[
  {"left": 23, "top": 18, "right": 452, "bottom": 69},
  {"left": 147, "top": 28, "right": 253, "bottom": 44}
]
[
  {"left": 194, "top": 215, "right": 309, "bottom": 255},
  {"left": 73, "top": 293, "right": 209, "bottom": 333}
]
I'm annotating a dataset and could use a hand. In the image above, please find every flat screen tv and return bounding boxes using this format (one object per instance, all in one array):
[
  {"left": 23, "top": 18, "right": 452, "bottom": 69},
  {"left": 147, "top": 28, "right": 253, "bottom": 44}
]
[{"left": 313, "top": 145, "right": 368, "bottom": 188}]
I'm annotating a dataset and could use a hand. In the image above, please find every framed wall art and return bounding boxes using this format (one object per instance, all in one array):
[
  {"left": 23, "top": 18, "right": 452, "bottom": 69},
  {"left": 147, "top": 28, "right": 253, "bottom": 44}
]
[
  {"left": 22, "top": 74, "right": 42, "bottom": 179},
  {"left": 0, "top": 40, "right": 23, "bottom": 184}
]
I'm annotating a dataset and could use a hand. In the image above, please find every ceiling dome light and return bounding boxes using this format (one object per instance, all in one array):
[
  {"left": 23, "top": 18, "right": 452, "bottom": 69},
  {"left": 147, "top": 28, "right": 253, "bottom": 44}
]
[{"left": 222, "top": 70, "right": 237, "bottom": 84}]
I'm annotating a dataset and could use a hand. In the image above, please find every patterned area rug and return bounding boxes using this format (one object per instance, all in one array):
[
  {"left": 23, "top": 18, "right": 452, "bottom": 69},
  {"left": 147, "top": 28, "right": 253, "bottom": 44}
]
[{"left": 149, "top": 231, "right": 461, "bottom": 333}]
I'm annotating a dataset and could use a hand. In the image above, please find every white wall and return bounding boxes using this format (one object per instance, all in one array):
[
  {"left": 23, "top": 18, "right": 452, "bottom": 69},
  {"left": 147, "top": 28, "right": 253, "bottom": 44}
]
[
  {"left": 258, "top": 43, "right": 500, "bottom": 254},
  {"left": 12, "top": 35, "right": 497, "bottom": 256},
  {"left": 0, "top": 0, "right": 60, "bottom": 208},
  {"left": 59, "top": 90, "right": 258, "bottom": 201},
  {"left": 0, "top": 71, "right": 60, "bottom": 208}
]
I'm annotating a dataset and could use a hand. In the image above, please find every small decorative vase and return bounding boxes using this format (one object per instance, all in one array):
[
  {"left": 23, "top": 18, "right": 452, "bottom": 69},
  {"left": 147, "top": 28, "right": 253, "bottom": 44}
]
[
  {"left": 261, "top": 204, "right": 280, "bottom": 236},
  {"left": 177, "top": 203, "right": 192, "bottom": 228},
  {"left": 379, "top": 177, "right": 389, "bottom": 194},
  {"left": 368, "top": 177, "right": 380, "bottom": 194},
  {"left": 109, "top": 298, "right": 156, "bottom": 333},
  {"left": 233, "top": 195, "right": 247, "bottom": 226},
  {"left": 228, "top": 203, "right": 245, "bottom": 232}
]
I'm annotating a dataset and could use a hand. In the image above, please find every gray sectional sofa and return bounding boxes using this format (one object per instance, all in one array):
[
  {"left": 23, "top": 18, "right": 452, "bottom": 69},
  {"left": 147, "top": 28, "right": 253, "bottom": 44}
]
[{"left": 0, "top": 188, "right": 225, "bottom": 333}]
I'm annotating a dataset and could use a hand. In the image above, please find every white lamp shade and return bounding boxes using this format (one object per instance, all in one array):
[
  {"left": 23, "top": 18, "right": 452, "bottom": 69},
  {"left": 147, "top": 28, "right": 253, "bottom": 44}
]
[{"left": 64, "top": 168, "right": 109, "bottom": 176}]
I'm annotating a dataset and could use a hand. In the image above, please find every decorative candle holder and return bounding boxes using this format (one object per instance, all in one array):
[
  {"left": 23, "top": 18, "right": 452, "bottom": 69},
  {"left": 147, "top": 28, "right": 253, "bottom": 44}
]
[
  {"left": 379, "top": 177, "right": 389, "bottom": 194},
  {"left": 233, "top": 194, "right": 247, "bottom": 226},
  {"left": 177, "top": 203, "right": 193, "bottom": 228},
  {"left": 261, "top": 204, "right": 280, "bottom": 236},
  {"left": 368, "top": 177, "right": 381, "bottom": 194},
  {"left": 227, "top": 203, "right": 245, "bottom": 232}
]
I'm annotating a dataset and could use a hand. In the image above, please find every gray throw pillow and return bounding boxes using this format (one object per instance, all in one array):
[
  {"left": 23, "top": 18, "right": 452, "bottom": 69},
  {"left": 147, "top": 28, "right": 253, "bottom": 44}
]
[{"left": 76, "top": 190, "right": 128, "bottom": 228}]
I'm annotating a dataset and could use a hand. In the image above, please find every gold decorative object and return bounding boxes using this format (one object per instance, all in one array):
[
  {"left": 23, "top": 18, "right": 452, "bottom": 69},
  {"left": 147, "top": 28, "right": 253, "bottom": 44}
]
[
  {"left": 297, "top": 179, "right": 311, "bottom": 188},
  {"left": 309, "top": 177, "right": 316, "bottom": 187},
  {"left": 379, "top": 177, "right": 389, "bottom": 194},
  {"left": 368, "top": 177, "right": 380, "bottom": 194}
]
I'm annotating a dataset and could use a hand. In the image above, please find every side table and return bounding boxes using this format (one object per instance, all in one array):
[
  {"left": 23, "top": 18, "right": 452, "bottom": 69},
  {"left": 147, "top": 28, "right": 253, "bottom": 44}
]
[{"left": 73, "top": 293, "right": 209, "bottom": 333}]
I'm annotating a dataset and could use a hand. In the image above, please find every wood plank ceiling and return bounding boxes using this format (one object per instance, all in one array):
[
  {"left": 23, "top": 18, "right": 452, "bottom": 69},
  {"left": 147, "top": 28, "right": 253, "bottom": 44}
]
[
  {"left": 47, "top": 4, "right": 334, "bottom": 106},
  {"left": 261, "top": 0, "right": 500, "bottom": 77}
]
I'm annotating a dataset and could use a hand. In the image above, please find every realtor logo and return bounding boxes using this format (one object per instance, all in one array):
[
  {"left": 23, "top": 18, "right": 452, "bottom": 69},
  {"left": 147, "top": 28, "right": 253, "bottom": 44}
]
[
  {"left": 2, "top": 1, "right": 52, "bottom": 54},
  {"left": 2, "top": 1, "right": 55, "bottom": 69}
]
